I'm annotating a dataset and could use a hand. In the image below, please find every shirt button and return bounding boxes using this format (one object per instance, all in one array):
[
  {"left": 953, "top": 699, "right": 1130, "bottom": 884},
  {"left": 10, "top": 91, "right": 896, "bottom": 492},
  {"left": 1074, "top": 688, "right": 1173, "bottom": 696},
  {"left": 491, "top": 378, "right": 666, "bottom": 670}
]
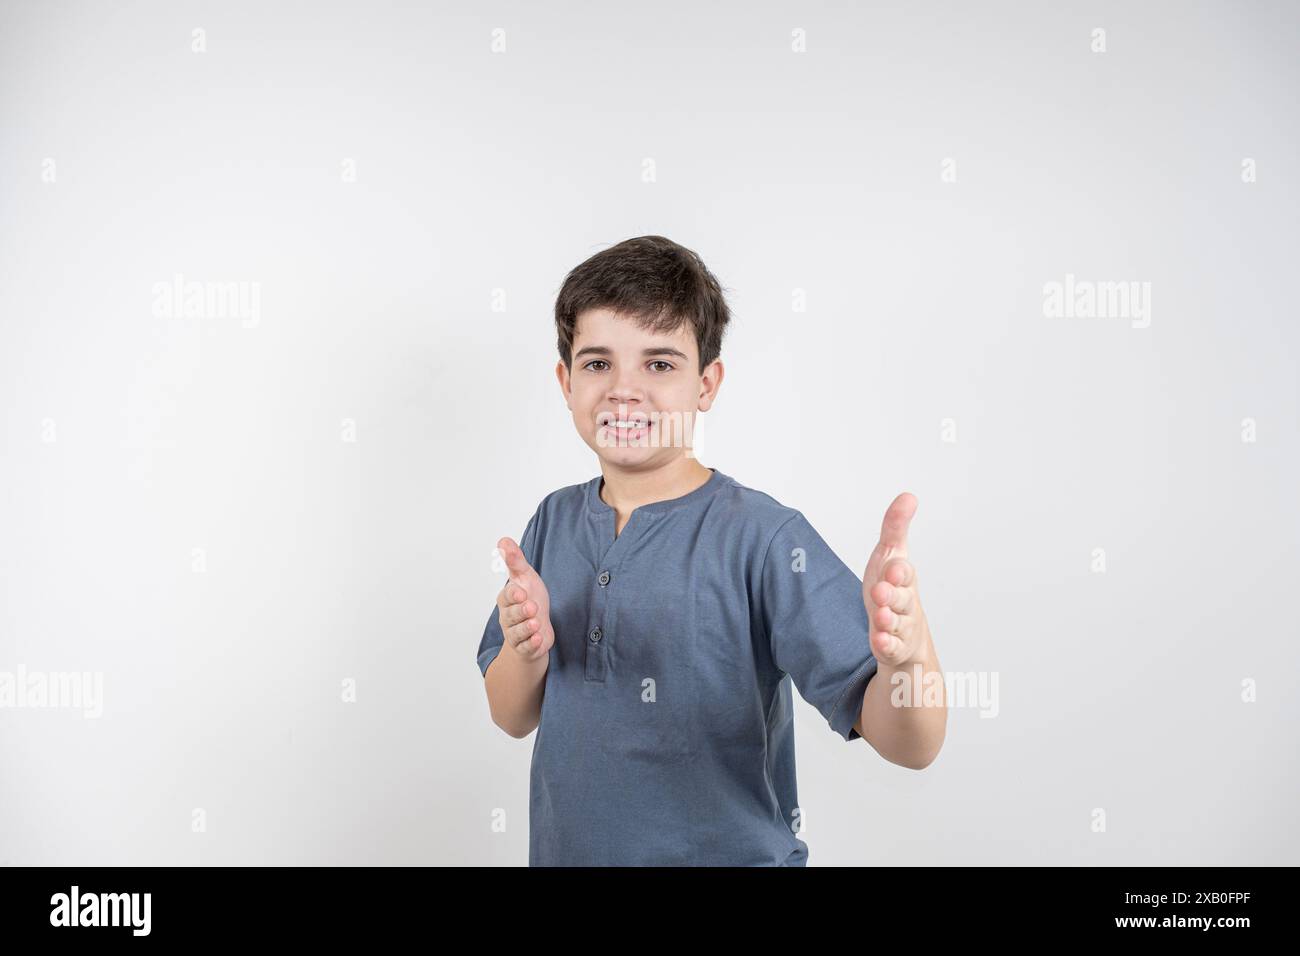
[
  {"left": 597, "top": 570, "right": 611, "bottom": 587},
  {"left": 590, "top": 626, "right": 603, "bottom": 643}
]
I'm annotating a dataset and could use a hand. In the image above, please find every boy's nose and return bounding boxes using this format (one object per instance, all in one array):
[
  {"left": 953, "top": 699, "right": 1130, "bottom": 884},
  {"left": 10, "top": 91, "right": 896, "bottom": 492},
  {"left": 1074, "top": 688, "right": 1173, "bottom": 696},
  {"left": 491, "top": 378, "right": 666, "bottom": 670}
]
[{"left": 607, "top": 385, "right": 646, "bottom": 404}]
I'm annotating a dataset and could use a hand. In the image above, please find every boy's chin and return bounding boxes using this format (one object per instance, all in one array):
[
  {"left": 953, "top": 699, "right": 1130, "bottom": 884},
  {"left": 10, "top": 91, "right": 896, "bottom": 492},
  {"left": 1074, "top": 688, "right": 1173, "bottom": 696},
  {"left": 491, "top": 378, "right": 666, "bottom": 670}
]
[
  {"left": 590, "top": 437, "right": 663, "bottom": 462},
  {"left": 595, "top": 444, "right": 657, "bottom": 461}
]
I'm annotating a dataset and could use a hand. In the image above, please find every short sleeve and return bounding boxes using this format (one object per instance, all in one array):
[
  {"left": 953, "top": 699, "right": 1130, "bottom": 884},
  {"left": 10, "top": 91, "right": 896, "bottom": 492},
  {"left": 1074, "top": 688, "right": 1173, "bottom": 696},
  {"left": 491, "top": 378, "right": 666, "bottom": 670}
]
[
  {"left": 759, "top": 512, "right": 878, "bottom": 742},
  {"left": 475, "top": 505, "right": 542, "bottom": 678}
]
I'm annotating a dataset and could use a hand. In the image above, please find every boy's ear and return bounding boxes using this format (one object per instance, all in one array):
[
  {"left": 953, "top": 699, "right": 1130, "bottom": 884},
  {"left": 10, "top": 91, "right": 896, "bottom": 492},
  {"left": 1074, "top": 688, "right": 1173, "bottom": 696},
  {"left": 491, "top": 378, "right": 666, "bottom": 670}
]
[
  {"left": 555, "top": 360, "right": 571, "bottom": 405},
  {"left": 698, "top": 358, "right": 724, "bottom": 411}
]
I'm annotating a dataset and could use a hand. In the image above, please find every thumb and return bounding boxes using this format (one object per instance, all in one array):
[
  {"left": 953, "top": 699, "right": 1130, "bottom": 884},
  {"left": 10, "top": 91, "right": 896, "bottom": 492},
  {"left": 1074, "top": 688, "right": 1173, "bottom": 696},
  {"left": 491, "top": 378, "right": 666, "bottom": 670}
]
[
  {"left": 497, "top": 537, "right": 533, "bottom": 577},
  {"left": 876, "top": 492, "right": 918, "bottom": 555}
]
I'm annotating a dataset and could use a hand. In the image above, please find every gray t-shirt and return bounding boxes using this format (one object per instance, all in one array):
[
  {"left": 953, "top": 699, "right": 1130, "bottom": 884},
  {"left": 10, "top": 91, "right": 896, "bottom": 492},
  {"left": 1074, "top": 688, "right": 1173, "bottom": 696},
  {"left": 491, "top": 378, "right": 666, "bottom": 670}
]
[{"left": 476, "top": 467, "right": 878, "bottom": 866}]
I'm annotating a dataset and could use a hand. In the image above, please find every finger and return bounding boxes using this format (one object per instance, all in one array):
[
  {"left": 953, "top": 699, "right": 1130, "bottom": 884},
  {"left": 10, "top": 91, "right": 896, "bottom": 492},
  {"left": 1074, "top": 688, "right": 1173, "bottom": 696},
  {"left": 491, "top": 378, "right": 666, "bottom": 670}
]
[
  {"left": 505, "top": 616, "right": 542, "bottom": 648},
  {"left": 872, "top": 625, "right": 906, "bottom": 662},
  {"left": 873, "top": 603, "right": 912, "bottom": 640},
  {"left": 516, "top": 619, "right": 551, "bottom": 657},
  {"left": 870, "top": 580, "right": 915, "bottom": 615},
  {"left": 501, "top": 598, "right": 537, "bottom": 628},
  {"left": 512, "top": 630, "right": 545, "bottom": 658},
  {"left": 497, "top": 537, "right": 534, "bottom": 578},
  {"left": 497, "top": 580, "right": 529, "bottom": 610},
  {"left": 499, "top": 581, "right": 529, "bottom": 606},
  {"left": 883, "top": 557, "right": 915, "bottom": 588},
  {"left": 876, "top": 493, "right": 917, "bottom": 554}
]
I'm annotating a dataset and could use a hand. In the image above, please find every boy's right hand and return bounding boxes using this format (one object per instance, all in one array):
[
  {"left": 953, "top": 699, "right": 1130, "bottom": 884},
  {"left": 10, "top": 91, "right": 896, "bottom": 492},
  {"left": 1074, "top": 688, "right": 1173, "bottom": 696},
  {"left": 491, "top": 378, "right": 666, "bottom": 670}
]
[{"left": 496, "top": 537, "right": 555, "bottom": 663}]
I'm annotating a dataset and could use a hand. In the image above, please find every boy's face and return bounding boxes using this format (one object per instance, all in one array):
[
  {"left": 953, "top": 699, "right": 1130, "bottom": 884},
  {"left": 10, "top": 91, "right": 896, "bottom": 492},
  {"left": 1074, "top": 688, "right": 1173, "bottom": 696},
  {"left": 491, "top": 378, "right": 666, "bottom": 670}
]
[{"left": 556, "top": 307, "right": 723, "bottom": 470}]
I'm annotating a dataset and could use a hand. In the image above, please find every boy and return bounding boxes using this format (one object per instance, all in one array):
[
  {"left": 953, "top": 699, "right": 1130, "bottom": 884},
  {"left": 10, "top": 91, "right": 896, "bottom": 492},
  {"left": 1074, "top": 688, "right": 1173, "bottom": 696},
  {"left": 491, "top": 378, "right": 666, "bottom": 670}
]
[{"left": 476, "top": 236, "right": 946, "bottom": 866}]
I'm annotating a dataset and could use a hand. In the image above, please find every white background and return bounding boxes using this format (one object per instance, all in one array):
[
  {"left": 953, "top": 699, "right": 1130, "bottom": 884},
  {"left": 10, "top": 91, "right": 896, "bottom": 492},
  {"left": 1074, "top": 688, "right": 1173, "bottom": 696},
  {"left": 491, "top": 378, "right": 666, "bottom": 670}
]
[{"left": 1, "top": 0, "right": 1296, "bottom": 864}]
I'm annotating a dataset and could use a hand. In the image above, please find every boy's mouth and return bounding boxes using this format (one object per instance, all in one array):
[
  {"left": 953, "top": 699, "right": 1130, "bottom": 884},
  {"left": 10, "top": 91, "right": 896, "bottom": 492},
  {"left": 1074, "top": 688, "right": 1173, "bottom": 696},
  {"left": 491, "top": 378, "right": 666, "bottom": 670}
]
[{"left": 597, "top": 413, "right": 652, "bottom": 440}]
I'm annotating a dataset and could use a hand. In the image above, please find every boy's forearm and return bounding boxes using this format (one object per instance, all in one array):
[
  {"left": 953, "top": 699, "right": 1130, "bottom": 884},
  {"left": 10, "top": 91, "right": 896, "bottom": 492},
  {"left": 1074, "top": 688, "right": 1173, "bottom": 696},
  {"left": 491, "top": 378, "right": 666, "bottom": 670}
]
[
  {"left": 484, "top": 648, "right": 548, "bottom": 738},
  {"left": 858, "top": 641, "right": 947, "bottom": 770}
]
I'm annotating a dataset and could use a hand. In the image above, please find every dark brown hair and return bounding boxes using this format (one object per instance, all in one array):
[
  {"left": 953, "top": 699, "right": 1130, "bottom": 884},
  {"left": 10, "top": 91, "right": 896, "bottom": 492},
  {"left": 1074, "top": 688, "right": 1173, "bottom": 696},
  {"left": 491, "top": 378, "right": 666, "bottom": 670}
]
[{"left": 554, "top": 235, "right": 731, "bottom": 375}]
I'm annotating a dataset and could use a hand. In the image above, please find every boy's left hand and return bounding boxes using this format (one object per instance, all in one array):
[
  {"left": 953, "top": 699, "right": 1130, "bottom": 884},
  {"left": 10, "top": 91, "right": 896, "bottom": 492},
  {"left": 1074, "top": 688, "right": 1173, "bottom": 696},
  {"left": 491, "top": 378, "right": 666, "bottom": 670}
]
[{"left": 862, "top": 492, "right": 933, "bottom": 667}]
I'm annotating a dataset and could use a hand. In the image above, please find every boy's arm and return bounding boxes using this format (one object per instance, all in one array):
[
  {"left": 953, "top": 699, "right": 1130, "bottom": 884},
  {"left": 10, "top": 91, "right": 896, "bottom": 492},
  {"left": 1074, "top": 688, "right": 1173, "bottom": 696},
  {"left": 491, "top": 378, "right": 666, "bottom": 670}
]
[
  {"left": 484, "top": 632, "right": 548, "bottom": 738},
  {"left": 854, "top": 492, "right": 947, "bottom": 769},
  {"left": 854, "top": 642, "right": 946, "bottom": 769},
  {"left": 482, "top": 536, "right": 555, "bottom": 738}
]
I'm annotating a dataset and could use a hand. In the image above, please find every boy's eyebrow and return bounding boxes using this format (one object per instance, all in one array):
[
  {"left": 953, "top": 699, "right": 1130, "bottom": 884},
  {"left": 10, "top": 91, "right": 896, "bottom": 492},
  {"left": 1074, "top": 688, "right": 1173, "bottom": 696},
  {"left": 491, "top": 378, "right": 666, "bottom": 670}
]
[{"left": 573, "top": 345, "right": 689, "bottom": 361}]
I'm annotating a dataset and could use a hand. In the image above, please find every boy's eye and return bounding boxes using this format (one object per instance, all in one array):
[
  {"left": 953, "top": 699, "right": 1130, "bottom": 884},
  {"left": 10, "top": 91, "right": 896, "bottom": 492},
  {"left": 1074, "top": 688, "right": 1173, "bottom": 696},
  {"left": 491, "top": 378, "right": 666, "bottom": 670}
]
[{"left": 582, "top": 360, "right": 675, "bottom": 372}]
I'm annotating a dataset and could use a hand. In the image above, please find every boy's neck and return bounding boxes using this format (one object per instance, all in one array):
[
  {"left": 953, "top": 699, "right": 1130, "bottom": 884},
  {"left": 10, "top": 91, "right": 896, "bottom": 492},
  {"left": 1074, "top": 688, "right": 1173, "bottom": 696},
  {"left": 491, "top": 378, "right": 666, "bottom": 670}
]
[{"left": 598, "top": 457, "right": 713, "bottom": 515}]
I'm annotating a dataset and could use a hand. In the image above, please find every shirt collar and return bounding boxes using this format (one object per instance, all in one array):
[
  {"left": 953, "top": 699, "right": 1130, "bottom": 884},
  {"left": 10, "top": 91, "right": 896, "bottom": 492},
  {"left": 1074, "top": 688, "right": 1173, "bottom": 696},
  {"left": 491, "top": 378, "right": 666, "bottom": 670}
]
[{"left": 585, "top": 467, "right": 727, "bottom": 517}]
